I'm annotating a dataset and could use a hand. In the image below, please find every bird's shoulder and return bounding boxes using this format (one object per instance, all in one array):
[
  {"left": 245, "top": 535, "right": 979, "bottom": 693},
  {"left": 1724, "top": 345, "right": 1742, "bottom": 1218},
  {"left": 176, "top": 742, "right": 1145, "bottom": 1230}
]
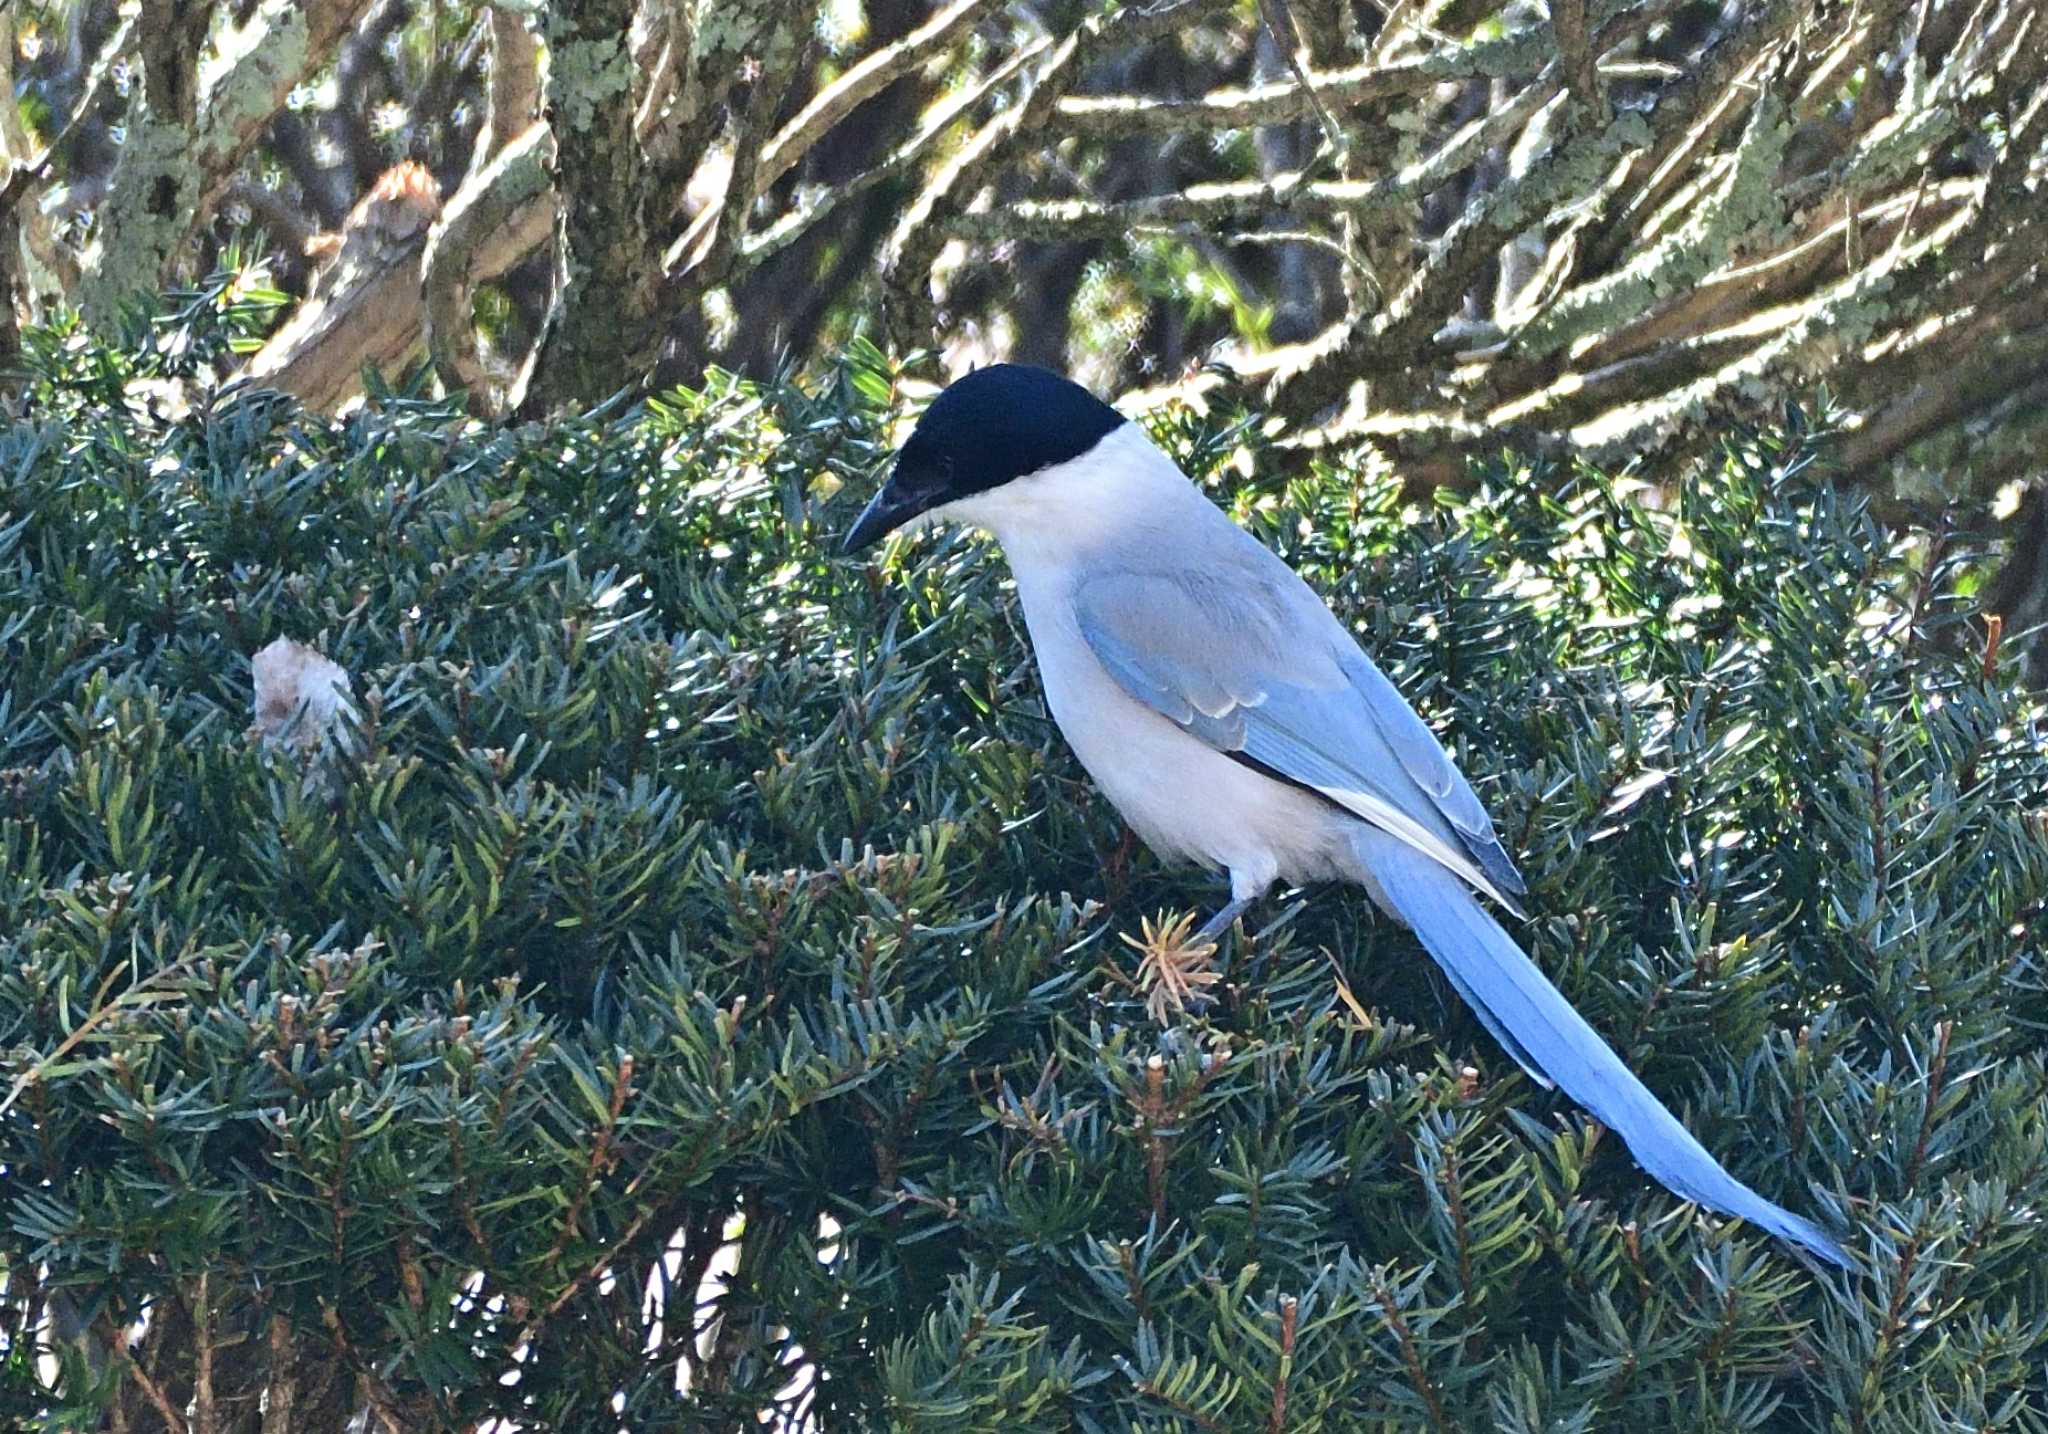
[
  {"left": 1078, "top": 509, "right": 1341, "bottom": 629},
  {"left": 1069, "top": 531, "right": 1354, "bottom": 700}
]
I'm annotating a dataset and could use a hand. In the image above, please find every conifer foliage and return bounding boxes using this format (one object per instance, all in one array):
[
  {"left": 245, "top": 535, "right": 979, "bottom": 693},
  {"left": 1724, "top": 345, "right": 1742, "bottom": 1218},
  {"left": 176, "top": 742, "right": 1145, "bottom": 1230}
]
[{"left": 2, "top": 290, "right": 2045, "bottom": 1431}]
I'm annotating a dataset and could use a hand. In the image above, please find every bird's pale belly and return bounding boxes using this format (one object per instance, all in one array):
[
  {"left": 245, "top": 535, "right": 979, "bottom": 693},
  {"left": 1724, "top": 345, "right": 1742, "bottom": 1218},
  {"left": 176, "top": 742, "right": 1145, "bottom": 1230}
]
[{"left": 1023, "top": 605, "right": 1358, "bottom": 899}]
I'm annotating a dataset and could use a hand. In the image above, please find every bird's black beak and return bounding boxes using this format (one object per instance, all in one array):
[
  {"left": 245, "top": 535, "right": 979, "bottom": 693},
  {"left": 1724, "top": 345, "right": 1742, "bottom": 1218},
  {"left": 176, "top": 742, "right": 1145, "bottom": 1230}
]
[{"left": 842, "top": 480, "right": 923, "bottom": 554}]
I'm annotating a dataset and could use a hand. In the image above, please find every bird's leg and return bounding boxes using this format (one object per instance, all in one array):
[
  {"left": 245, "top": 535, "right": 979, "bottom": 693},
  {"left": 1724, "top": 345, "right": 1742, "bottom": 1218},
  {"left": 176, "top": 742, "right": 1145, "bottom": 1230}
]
[
  {"left": 1191, "top": 896, "right": 1255, "bottom": 947},
  {"left": 1125, "top": 897, "right": 1253, "bottom": 1024}
]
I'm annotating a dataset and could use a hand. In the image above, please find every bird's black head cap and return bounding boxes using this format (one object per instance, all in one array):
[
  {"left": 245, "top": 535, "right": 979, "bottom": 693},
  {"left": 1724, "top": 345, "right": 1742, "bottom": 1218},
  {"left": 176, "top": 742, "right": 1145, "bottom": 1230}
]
[{"left": 843, "top": 364, "right": 1124, "bottom": 552}]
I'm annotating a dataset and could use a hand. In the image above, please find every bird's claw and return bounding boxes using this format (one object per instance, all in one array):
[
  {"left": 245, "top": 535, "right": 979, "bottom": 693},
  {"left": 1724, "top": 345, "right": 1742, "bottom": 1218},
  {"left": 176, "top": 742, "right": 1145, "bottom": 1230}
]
[{"left": 1122, "top": 910, "right": 1223, "bottom": 1024}]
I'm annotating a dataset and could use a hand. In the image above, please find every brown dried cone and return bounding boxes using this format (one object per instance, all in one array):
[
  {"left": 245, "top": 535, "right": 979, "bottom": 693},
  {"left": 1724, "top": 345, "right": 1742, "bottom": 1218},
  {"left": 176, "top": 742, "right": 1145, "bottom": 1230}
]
[{"left": 1123, "top": 910, "right": 1226, "bottom": 1024}]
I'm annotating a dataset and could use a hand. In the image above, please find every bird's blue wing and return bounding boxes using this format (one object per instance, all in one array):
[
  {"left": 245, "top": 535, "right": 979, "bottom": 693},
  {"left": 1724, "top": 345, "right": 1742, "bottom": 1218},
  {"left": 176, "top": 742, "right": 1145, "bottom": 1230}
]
[{"left": 1071, "top": 565, "right": 1526, "bottom": 912}]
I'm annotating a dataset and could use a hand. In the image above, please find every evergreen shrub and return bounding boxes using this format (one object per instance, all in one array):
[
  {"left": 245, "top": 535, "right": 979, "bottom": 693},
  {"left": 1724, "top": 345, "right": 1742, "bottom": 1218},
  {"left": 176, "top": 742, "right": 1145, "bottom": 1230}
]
[{"left": 3, "top": 296, "right": 2046, "bottom": 1431}]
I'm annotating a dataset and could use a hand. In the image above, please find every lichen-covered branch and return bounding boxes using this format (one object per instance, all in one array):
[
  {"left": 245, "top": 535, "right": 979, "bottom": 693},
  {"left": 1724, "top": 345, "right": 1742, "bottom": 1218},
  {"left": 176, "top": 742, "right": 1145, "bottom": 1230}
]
[
  {"left": 76, "top": 1, "right": 205, "bottom": 322},
  {"left": 245, "top": 162, "right": 443, "bottom": 410},
  {"left": 518, "top": 0, "right": 668, "bottom": 413},
  {"left": 1266, "top": 100, "right": 1657, "bottom": 420},
  {"left": 13, "top": 0, "right": 2025, "bottom": 541},
  {"left": 193, "top": 0, "right": 378, "bottom": 212},
  {"left": 1572, "top": 0, "right": 1813, "bottom": 277},
  {"left": 424, "top": 122, "right": 554, "bottom": 410},
  {"left": 78, "top": 0, "right": 376, "bottom": 322},
  {"left": 878, "top": 34, "right": 1086, "bottom": 349},
  {"left": 1509, "top": 86, "right": 1791, "bottom": 360}
]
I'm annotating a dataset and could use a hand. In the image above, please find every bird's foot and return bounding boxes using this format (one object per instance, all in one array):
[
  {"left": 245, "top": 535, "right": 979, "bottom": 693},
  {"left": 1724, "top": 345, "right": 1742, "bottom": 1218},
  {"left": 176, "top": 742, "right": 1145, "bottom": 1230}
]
[{"left": 1123, "top": 910, "right": 1225, "bottom": 1025}]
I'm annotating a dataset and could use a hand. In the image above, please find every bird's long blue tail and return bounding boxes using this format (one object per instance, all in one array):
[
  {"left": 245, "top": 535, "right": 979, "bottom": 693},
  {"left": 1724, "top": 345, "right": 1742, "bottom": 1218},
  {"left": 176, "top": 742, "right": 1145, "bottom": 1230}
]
[{"left": 1353, "top": 828, "right": 1848, "bottom": 1267}]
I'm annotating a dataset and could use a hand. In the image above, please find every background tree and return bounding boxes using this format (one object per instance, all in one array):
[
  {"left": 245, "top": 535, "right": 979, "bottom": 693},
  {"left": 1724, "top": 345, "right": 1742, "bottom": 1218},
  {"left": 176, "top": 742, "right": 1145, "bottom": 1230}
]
[
  {"left": 1, "top": 3, "right": 2046, "bottom": 1426},
  {"left": 0, "top": 0, "right": 2041, "bottom": 653}
]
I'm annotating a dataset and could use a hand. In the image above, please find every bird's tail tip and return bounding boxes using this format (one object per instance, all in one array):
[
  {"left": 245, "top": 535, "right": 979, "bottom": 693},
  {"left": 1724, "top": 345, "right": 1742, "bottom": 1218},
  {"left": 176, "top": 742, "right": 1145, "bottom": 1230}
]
[
  {"left": 1748, "top": 1205, "right": 1852, "bottom": 1269},
  {"left": 1354, "top": 827, "right": 1853, "bottom": 1271}
]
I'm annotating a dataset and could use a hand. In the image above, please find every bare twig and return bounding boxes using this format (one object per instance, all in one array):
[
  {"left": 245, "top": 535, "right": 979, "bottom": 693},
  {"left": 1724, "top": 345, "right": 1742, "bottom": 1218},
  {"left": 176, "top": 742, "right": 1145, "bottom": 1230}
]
[
  {"left": 1052, "top": 9, "right": 1585, "bottom": 135},
  {"left": 700, "top": 29, "right": 812, "bottom": 286},
  {"left": 758, "top": 0, "right": 999, "bottom": 191},
  {"left": 261, "top": 1315, "right": 299, "bottom": 1434},
  {"left": 882, "top": 0, "right": 1230, "bottom": 346},
  {"left": 1265, "top": 1296, "right": 1300, "bottom": 1434},
  {"left": 951, "top": 71, "right": 1559, "bottom": 241},
  {"left": 729, "top": 35, "right": 1050, "bottom": 274},
  {"left": 1371, "top": 1273, "right": 1456, "bottom": 1434},
  {"left": 222, "top": 180, "right": 321, "bottom": 259},
  {"left": 319, "top": 1303, "right": 411, "bottom": 1433},
  {"left": 542, "top": 1054, "right": 636, "bottom": 1270},
  {"left": 118, "top": 1339, "right": 192, "bottom": 1434},
  {"left": 192, "top": 1273, "right": 217, "bottom": 1434},
  {"left": 1255, "top": 0, "right": 1350, "bottom": 153}
]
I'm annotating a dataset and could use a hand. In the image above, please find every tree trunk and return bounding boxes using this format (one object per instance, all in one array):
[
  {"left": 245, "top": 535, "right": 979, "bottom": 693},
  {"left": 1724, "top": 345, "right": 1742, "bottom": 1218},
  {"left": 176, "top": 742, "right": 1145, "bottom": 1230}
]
[{"left": 518, "top": 0, "right": 665, "bottom": 413}]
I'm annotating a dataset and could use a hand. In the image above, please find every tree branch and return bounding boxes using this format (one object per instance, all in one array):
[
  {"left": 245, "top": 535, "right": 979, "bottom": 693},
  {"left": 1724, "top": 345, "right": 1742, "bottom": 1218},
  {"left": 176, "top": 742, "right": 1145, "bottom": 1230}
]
[
  {"left": 424, "top": 121, "right": 554, "bottom": 410},
  {"left": 473, "top": 6, "right": 541, "bottom": 174},
  {"left": 246, "top": 162, "right": 443, "bottom": 410},
  {"left": 1553, "top": 0, "right": 1598, "bottom": 111},
  {"left": 1051, "top": 13, "right": 1572, "bottom": 135},
  {"left": 79, "top": 0, "right": 377, "bottom": 320},
  {"left": 880, "top": 0, "right": 1245, "bottom": 348},
  {"left": 757, "top": 0, "right": 998, "bottom": 193},
  {"left": 949, "top": 68, "right": 1561, "bottom": 242},
  {"left": 724, "top": 35, "right": 1049, "bottom": 275},
  {"left": 191, "top": 0, "right": 383, "bottom": 239},
  {"left": 519, "top": 0, "right": 669, "bottom": 413}
]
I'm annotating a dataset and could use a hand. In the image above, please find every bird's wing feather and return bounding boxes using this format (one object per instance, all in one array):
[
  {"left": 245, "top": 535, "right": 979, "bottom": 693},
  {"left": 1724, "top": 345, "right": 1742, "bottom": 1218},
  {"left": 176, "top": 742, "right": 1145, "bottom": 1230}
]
[{"left": 1071, "top": 563, "right": 1526, "bottom": 911}]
